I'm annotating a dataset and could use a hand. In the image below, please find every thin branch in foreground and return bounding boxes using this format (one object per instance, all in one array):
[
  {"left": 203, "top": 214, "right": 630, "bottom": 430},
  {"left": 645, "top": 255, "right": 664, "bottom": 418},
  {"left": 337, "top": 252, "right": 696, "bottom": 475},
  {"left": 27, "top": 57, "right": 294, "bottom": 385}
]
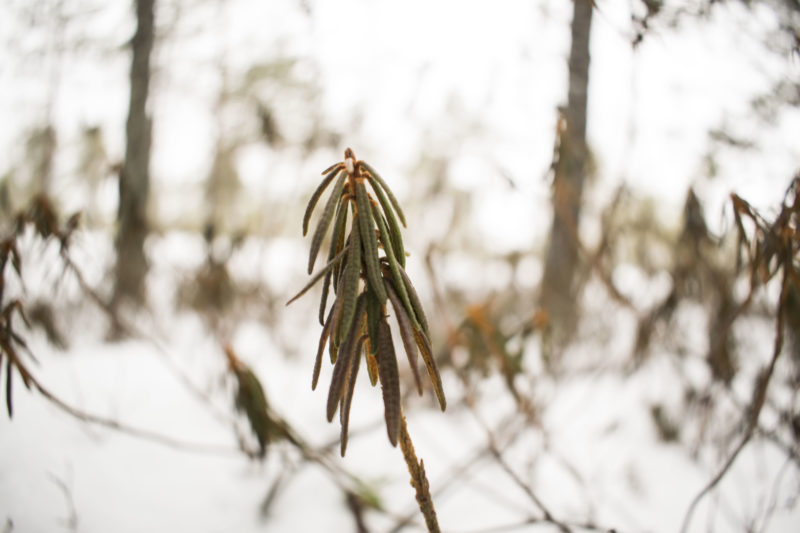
[
  {"left": 679, "top": 263, "right": 791, "bottom": 533},
  {"left": 30, "top": 373, "right": 244, "bottom": 456}
]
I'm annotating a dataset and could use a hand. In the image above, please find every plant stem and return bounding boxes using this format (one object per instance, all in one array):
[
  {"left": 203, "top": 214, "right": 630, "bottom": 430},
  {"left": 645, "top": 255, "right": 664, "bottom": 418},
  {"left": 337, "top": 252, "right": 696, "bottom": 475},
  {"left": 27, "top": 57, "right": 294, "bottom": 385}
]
[{"left": 398, "top": 414, "right": 441, "bottom": 533}]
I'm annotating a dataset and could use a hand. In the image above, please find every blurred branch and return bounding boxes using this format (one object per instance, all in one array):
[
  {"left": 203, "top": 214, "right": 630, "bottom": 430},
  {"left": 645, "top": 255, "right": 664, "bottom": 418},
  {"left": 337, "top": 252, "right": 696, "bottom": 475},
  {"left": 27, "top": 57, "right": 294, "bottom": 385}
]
[{"left": 679, "top": 232, "right": 793, "bottom": 533}]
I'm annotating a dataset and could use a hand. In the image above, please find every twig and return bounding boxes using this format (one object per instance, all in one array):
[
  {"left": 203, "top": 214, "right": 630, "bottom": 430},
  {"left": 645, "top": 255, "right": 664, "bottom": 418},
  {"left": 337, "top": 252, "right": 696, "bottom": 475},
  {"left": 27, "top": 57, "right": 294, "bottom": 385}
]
[
  {"left": 30, "top": 371, "right": 242, "bottom": 455},
  {"left": 679, "top": 263, "right": 790, "bottom": 533},
  {"left": 486, "top": 438, "right": 569, "bottom": 532},
  {"left": 398, "top": 414, "right": 441, "bottom": 533},
  {"left": 448, "top": 516, "right": 620, "bottom": 533},
  {"left": 48, "top": 468, "right": 78, "bottom": 532}
]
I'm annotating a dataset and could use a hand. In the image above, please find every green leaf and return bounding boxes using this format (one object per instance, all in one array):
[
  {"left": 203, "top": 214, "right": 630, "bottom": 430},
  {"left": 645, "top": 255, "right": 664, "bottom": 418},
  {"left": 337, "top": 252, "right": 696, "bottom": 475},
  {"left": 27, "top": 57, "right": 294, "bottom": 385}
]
[
  {"left": 303, "top": 168, "right": 342, "bottom": 236},
  {"left": 330, "top": 286, "right": 344, "bottom": 352},
  {"left": 233, "top": 365, "right": 272, "bottom": 457},
  {"left": 397, "top": 264, "right": 431, "bottom": 339},
  {"left": 355, "top": 181, "right": 386, "bottom": 303},
  {"left": 372, "top": 204, "right": 419, "bottom": 330},
  {"left": 308, "top": 171, "right": 346, "bottom": 274},
  {"left": 365, "top": 174, "right": 405, "bottom": 267},
  {"left": 340, "top": 334, "right": 366, "bottom": 457},
  {"left": 359, "top": 161, "right": 406, "bottom": 227},
  {"left": 384, "top": 278, "right": 422, "bottom": 395},
  {"left": 377, "top": 319, "right": 400, "bottom": 446},
  {"left": 318, "top": 270, "right": 332, "bottom": 326},
  {"left": 286, "top": 244, "right": 349, "bottom": 306},
  {"left": 327, "top": 294, "right": 366, "bottom": 422},
  {"left": 415, "top": 329, "right": 446, "bottom": 411},
  {"left": 320, "top": 161, "right": 343, "bottom": 176},
  {"left": 329, "top": 198, "right": 350, "bottom": 295},
  {"left": 312, "top": 306, "right": 335, "bottom": 390},
  {"left": 338, "top": 218, "right": 362, "bottom": 345},
  {"left": 365, "top": 286, "right": 382, "bottom": 358}
]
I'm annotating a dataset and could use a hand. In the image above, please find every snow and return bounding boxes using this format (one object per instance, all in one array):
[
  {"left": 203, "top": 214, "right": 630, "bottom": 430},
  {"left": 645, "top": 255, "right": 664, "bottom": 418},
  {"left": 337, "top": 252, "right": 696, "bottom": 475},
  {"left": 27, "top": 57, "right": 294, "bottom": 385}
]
[{"left": 2, "top": 0, "right": 800, "bottom": 532}]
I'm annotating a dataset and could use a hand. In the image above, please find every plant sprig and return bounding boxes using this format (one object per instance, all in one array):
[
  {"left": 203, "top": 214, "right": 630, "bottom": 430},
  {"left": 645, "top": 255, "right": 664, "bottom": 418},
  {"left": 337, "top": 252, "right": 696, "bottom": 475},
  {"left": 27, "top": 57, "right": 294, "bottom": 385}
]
[{"left": 288, "top": 148, "right": 445, "bottom": 456}]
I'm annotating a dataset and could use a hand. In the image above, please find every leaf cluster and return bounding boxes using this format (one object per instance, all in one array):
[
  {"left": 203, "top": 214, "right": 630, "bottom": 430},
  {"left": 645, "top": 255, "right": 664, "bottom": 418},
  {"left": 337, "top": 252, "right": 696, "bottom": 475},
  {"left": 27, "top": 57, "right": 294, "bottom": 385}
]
[
  {"left": 288, "top": 149, "right": 445, "bottom": 456},
  {"left": 1, "top": 194, "right": 79, "bottom": 417}
]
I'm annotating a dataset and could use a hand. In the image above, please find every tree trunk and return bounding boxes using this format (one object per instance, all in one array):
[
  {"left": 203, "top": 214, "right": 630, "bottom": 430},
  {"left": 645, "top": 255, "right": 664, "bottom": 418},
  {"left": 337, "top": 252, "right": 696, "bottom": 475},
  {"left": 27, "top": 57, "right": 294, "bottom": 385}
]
[
  {"left": 113, "top": 0, "right": 155, "bottom": 312},
  {"left": 540, "top": 0, "right": 593, "bottom": 345}
]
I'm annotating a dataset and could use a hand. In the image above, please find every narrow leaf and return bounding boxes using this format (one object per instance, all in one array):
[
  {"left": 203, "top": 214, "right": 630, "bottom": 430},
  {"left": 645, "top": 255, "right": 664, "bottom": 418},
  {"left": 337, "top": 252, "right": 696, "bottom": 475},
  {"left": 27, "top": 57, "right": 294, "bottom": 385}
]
[
  {"left": 355, "top": 181, "right": 386, "bottom": 302},
  {"left": 330, "top": 286, "right": 344, "bottom": 354},
  {"left": 329, "top": 198, "right": 350, "bottom": 294},
  {"left": 329, "top": 333, "right": 339, "bottom": 364},
  {"left": 326, "top": 294, "right": 366, "bottom": 421},
  {"left": 340, "top": 335, "right": 366, "bottom": 457},
  {"left": 286, "top": 244, "right": 349, "bottom": 306},
  {"left": 365, "top": 286, "right": 382, "bottom": 357},
  {"left": 385, "top": 278, "right": 423, "bottom": 395},
  {"left": 366, "top": 353, "right": 379, "bottom": 387},
  {"left": 360, "top": 161, "right": 406, "bottom": 226},
  {"left": 377, "top": 319, "right": 401, "bottom": 446},
  {"left": 312, "top": 305, "right": 335, "bottom": 390},
  {"left": 372, "top": 204, "right": 419, "bottom": 330},
  {"left": 303, "top": 168, "right": 341, "bottom": 236},
  {"left": 318, "top": 269, "right": 332, "bottom": 326},
  {"left": 5, "top": 359, "right": 13, "bottom": 418},
  {"left": 308, "top": 171, "right": 346, "bottom": 274},
  {"left": 320, "top": 161, "right": 343, "bottom": 176},
  {"left": 337, "top": 213, "right": 362, "bottom": 345},
  {"left": 397, "top": 264, "right": 431, "bottom": 339},
  {"left": 415, "top": 329, "right": 446, "bottom": 411},
  {"left": 366, "top": 173, "right": 406, "bottom": 267}
]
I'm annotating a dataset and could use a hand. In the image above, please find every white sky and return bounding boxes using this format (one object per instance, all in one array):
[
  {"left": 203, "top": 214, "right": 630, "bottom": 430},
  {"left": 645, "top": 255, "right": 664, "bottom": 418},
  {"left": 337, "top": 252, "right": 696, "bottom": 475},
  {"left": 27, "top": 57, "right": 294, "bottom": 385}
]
[{"left": 2, "top": 1, "right": 797, "bottom": 239}]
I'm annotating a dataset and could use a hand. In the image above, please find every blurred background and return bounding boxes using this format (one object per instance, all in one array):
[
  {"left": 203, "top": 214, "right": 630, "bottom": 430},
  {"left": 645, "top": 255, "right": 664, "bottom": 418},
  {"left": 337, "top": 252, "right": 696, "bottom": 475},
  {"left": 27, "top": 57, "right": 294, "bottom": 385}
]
[{"left": 1, "top": 1, "right": 799, "bottom": 532}]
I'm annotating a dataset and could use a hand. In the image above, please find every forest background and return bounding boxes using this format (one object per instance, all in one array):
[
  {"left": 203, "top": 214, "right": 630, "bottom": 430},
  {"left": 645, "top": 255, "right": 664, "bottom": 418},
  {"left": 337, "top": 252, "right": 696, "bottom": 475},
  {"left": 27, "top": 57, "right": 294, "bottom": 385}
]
[{"left": 1, "top": 1, "right": 799, "bottom": 532}]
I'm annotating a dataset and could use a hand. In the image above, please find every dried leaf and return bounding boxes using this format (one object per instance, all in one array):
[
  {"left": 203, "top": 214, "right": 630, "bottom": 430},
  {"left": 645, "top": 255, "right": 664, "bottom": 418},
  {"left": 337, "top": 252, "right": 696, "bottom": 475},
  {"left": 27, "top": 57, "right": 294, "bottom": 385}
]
[
  {"left": 303, "top": 168, "right": 342, "bottom": 236},
  {"left": 287, "top": 244, "right": 349, "bottom": 306},
  {"left": 366, "top": 174, "right": 405, "bottom": 267},
  {"left": 329, "top": 333, "right": 339, "bottom": 364},
  {"left": 308, "top": 171, "right": 346, "bottom": 274},
  {"left": 10, "top": 241, "right": 22, "bottom": 280},
  {"left": 385, "top": 278, "right": 423, "bottom": 395},
  {"left": 366, "top": 353, "right": 379, "bottom": 387},
  {"left": 377, "top": 319, "right": 401, "bottom": 446},
  {"left": 415, "top": 329, "right": 446, "bottom": 411},
  {"left": 338, "top": 213, "right": 362, "bottom": 345},
  {"left": 355, "top": 181, "right": 387, "bottom": 303},
  {"left": 5, "top": 358, "right": 12, "bottom": 418},
  {"left": 360, "top": 161, "right": 406, "bottom": 227},
  {"left": 327, "top": 294, "right": 366, "bottom": 421},
  {"left": 341, "top": 335, "right": 366, "bottom": 457}
]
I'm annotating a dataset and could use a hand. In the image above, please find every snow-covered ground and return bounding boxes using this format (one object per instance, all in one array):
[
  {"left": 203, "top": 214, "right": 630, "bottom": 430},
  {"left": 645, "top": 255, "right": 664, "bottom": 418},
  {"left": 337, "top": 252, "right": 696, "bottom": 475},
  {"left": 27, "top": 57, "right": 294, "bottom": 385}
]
[
  {"left": 1, "top": 225, "right": 798, "bottom": 533},
  {"left": 2, "top": 1, "right": 799, "bottom": 532}
]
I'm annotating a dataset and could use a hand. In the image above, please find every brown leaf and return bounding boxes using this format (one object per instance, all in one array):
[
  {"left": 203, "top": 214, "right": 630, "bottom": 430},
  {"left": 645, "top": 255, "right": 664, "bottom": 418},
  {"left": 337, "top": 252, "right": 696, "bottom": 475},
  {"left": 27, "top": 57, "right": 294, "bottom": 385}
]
[
  {"left": 415, "top": 329, "right": 446, "bottom": 411},
  {"left": 385, "top": 278, "right": 422, "bottom": 395}
]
